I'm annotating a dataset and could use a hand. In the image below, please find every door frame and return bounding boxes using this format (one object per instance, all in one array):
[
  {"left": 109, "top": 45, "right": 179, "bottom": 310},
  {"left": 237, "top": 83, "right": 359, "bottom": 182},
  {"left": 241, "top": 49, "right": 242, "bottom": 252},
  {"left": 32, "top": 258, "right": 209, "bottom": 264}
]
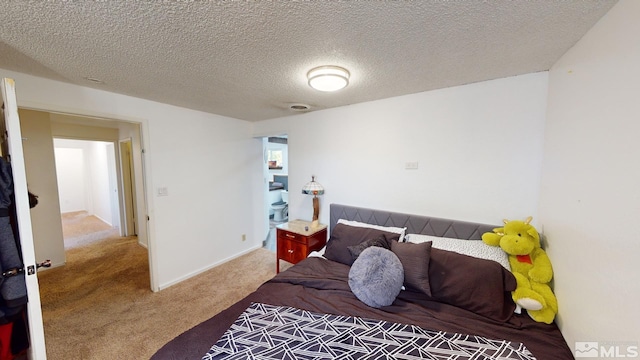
[
  {"left": 16, "top": 107, "right": 156, "bottom": 291},
  {"left": 45, "top": 118, "right": 154, "bottom": 286},
  {"left": 258, "top": 133, "right": 289, "bottom": 249},
  {"left": 119, "top": 138, "right": 137, "bottom": 237}
]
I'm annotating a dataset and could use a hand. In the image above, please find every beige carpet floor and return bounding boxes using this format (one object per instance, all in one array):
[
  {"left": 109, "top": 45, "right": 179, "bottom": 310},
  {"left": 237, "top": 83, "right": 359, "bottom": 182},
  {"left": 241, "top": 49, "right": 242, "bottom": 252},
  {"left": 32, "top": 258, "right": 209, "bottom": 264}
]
[
  {"left": 38, "top": 213, "right": 285, "bottom": 359},
  {"left": 61, "top": 211, "right": 120, "bottom": 249}
]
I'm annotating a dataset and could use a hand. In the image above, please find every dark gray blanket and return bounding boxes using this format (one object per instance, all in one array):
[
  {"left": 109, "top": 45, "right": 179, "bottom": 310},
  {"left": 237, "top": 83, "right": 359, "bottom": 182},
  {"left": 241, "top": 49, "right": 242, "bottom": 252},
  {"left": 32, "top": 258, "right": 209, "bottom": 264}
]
[{"left": 153, "top": 257, "right": 573, "bottom": 360}]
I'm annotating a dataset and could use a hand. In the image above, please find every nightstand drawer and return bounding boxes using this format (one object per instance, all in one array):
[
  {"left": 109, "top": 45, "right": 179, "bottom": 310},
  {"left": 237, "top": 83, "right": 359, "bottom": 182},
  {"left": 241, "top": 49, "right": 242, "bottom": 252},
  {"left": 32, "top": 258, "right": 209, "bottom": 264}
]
[{"left": 278, "top": 230, "right": 304, "bottom": 244}]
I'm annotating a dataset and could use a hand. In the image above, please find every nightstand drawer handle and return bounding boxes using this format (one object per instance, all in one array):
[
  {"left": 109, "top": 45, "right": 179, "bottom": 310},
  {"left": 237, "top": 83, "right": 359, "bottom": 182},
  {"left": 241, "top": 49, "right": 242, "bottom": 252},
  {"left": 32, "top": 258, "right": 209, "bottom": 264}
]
[
  {"left": 288, "top": 249, "right": 294, "bottom": 254},
  {"left": 285, "top": 233, "right": 296, "bottom": 238}
]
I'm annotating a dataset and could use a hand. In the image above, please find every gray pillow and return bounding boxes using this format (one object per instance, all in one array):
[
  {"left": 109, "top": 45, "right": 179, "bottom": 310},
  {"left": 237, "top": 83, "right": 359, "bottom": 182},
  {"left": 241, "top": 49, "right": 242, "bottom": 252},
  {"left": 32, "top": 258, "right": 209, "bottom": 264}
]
[
  {"left": 325, "top": 224, "right": 401, "bottom": 266},
  {"left": 347, "top": 234, "right": 390, "bottom": 262},
  {"left": 390, "top": 240, "right": 433, "bottom": 296},
  {"left": 348, "top": 247, "right": 404, "bottom": 308}
]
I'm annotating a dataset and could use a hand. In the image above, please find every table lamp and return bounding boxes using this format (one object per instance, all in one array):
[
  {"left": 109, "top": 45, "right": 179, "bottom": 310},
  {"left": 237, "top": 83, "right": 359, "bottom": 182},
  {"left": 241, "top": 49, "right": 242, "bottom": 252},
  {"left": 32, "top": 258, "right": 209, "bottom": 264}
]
[{"left": 301, "top": 176, "right": 324, "bottom": 228}]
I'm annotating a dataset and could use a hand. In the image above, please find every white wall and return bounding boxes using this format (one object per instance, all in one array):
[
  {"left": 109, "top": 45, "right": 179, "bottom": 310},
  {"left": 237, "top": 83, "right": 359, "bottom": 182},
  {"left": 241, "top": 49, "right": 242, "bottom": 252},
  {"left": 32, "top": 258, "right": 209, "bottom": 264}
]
[
  {"left": 54, "top": 147, "right": 86, "bottom": 213},
  {"left": 254, "top": 72, "right": 549, "bottom": 228},
  {"left": 19, "top": 109, "right": 66, "bottom": 268},
  {"left": 539, "top": 0, "right": 640, "bottom": 348},
  {"left": 88, "top": 141, "right": 113, "bottom": 225},
  {"left": 106, "top": 143, "right": 120, "bottom": 230},
  {"left": 1, "top": 69, "right": 260, "bottom": 291}
]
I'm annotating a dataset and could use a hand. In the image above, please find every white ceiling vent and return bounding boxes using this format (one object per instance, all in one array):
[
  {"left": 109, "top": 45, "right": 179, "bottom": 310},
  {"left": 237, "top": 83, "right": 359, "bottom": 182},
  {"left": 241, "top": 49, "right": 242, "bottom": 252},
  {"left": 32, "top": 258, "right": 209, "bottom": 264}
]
[{"left": 289, "top": 104, "right": 311, "bottom": 112}]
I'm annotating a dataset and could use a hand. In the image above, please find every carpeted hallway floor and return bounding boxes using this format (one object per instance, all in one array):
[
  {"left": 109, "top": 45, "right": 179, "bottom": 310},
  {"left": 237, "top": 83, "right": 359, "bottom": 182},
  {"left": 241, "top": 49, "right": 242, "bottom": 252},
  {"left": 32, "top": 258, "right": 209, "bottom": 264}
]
[
  {"left": 61, "top": 211, "right": 121, "bottom": 249},
  {"left": 38, "top": 212, "right": 282, "bottom": 359}
]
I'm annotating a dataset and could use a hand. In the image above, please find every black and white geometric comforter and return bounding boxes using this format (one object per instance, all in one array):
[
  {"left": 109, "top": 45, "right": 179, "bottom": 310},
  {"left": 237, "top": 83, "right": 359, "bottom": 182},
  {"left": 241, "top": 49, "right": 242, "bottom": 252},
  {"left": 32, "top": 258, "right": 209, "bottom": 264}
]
[{"left": 203, "top": 302, "right": 536, "bottom": 360}]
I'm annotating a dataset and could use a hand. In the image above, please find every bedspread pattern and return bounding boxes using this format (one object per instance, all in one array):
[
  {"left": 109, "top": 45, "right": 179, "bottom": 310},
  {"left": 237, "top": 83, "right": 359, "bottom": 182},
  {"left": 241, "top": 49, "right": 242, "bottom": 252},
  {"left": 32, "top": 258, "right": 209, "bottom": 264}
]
[{"left": 203, "top": 302, "right": 536, "bottom": 360}]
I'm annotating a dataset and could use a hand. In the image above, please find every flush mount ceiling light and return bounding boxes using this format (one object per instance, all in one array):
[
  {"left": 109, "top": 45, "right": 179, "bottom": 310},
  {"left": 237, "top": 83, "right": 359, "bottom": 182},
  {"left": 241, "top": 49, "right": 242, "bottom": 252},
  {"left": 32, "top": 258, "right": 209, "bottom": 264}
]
[{"left": 307, "top": 65, "right": 350, "bottom": 92}]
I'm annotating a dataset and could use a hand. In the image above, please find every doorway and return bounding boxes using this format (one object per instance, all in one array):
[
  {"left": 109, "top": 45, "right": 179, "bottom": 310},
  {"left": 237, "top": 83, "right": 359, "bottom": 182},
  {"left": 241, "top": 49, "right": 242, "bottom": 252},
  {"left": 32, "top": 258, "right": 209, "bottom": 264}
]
[
  {"left": 13, "top": 105, "right": 146, "bottom": 358},
  {"left": 19, "top": 110, "right": 150, "bottom": 357},
  {"left": 53, "top": 138, "right": 124, "bottom": 248},
  {"left": 17, "top": 108, "right": 149, "bottom": 277},
  {"left": 5, "top": 84, "right": 151, "bottom": 358},
  {"left": 263, "top": 135, "right": 288, "bottom": 252}
]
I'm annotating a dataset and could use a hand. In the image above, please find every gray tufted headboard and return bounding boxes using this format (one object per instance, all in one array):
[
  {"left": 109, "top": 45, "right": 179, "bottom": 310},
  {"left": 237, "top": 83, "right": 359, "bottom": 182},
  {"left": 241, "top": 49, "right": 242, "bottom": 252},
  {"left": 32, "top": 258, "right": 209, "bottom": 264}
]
[{"left": 329, "top": 204, "right": 497, "bottom": 240}]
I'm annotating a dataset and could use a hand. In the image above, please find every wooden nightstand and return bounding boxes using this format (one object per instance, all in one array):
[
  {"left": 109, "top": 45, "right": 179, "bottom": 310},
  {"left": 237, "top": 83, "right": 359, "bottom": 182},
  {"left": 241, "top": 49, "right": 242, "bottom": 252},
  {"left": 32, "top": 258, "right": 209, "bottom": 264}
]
[{"left": 276, "top": 220, "right": 328, "bottom": 273}]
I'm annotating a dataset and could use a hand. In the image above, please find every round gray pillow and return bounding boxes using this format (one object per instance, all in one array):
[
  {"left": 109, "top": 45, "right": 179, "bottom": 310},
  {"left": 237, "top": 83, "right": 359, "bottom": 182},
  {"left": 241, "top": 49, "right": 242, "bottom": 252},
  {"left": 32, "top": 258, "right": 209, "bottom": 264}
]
[{"left": 348, "top": 246, "right": 404, "bottom": 308}]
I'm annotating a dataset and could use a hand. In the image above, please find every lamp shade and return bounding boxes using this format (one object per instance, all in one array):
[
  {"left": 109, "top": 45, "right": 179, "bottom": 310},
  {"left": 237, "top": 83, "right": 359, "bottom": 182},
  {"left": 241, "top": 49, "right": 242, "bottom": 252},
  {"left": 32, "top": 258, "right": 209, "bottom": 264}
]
[{"left": 302, "top": 176, "right": 324, "bottom": 196}]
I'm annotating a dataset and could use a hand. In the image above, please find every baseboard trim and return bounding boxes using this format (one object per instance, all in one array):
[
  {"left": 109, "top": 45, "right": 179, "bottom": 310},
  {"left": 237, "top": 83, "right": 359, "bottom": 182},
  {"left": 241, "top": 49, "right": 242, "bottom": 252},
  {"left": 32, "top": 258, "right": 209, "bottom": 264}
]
[{"left": 157, "top": 244, "right": 263, "bottom": 291}]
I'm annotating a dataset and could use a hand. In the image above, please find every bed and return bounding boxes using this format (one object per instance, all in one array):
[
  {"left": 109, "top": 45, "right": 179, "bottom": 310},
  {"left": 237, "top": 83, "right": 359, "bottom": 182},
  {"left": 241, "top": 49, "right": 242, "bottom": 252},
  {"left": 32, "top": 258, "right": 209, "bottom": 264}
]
[{"left": 152, "top": 204, "right": 573, "bottom": 359}]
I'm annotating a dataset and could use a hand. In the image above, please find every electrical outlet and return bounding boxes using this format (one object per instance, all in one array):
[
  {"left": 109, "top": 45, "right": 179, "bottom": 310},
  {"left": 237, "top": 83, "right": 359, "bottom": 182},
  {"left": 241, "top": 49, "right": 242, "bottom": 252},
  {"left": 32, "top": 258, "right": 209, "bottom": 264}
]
[
  {"left": 156, "top": 187, "right": 169, "bottom": 196},
  {"left": 242, "top": 234, "right": 246, "bottom": 241}
]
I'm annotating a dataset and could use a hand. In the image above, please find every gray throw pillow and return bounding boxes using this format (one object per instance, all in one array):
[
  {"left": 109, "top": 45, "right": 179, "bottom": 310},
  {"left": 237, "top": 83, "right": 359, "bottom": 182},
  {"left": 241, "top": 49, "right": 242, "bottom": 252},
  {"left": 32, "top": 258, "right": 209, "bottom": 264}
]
[
  {"left": 347, "top": 234, "right": 390, "bottom": 262},
  {"left": 348, "top": 247, "right": 404, "bottom": 308},
  {"left": 324, "top": 224, "right": 401, "bottom": 266},
  {"left": 390, "top": 240, "right": 433, "bottom": 296}
]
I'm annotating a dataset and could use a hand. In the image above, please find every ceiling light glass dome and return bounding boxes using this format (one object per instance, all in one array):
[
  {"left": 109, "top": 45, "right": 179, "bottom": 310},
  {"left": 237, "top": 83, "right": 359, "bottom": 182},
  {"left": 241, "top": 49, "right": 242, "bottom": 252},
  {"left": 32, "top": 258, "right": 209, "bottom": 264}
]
[{"left": 307, "top": 66, "right": 350, "bottom": 92}]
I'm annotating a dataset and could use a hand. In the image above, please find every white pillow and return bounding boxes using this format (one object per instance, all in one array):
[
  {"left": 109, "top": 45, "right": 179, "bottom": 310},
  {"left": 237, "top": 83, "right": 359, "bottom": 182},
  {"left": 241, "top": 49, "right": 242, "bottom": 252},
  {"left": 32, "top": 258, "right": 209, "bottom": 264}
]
[
  {"left": 308, "top": 248, "right": 326, "bottom": 258},
  {"left": 404, "top": 233, "right": 511, "bottom": 271},
  {"left": 337, "top": 219, "right": 406, "bottom": 241}
]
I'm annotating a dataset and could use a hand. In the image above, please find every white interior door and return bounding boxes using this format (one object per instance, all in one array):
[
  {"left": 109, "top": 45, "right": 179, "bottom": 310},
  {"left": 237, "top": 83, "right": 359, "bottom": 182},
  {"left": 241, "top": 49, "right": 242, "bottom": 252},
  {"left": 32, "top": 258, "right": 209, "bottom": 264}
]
[{"left": 1, "top": 78, "right": 47, "bottom": 359}]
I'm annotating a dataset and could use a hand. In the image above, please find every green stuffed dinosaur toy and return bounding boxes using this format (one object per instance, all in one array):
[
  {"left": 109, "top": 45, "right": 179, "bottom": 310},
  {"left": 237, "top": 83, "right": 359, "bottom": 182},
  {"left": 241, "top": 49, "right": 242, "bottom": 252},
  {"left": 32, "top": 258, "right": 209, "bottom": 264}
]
[{"left": 482, "top": 217, "right": 558, "bottom": 324}]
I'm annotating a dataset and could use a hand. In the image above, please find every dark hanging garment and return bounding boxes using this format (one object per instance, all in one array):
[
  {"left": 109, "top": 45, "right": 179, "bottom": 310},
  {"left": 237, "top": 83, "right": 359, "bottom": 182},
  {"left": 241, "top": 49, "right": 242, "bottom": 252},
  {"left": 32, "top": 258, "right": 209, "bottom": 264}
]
[
  {"left": 0, "top": 157, "right": 27, "bottom": 321},
  {"left": 0, "top": 157, "right": 29, "bottom": 359}
]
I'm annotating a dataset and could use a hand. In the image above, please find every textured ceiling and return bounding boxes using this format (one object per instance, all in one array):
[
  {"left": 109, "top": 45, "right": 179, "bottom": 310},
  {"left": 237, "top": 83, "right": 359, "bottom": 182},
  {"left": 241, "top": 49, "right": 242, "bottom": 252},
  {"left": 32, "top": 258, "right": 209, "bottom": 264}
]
[{"left": 0, "top": 1, "right": 617, "bottom": 122}]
